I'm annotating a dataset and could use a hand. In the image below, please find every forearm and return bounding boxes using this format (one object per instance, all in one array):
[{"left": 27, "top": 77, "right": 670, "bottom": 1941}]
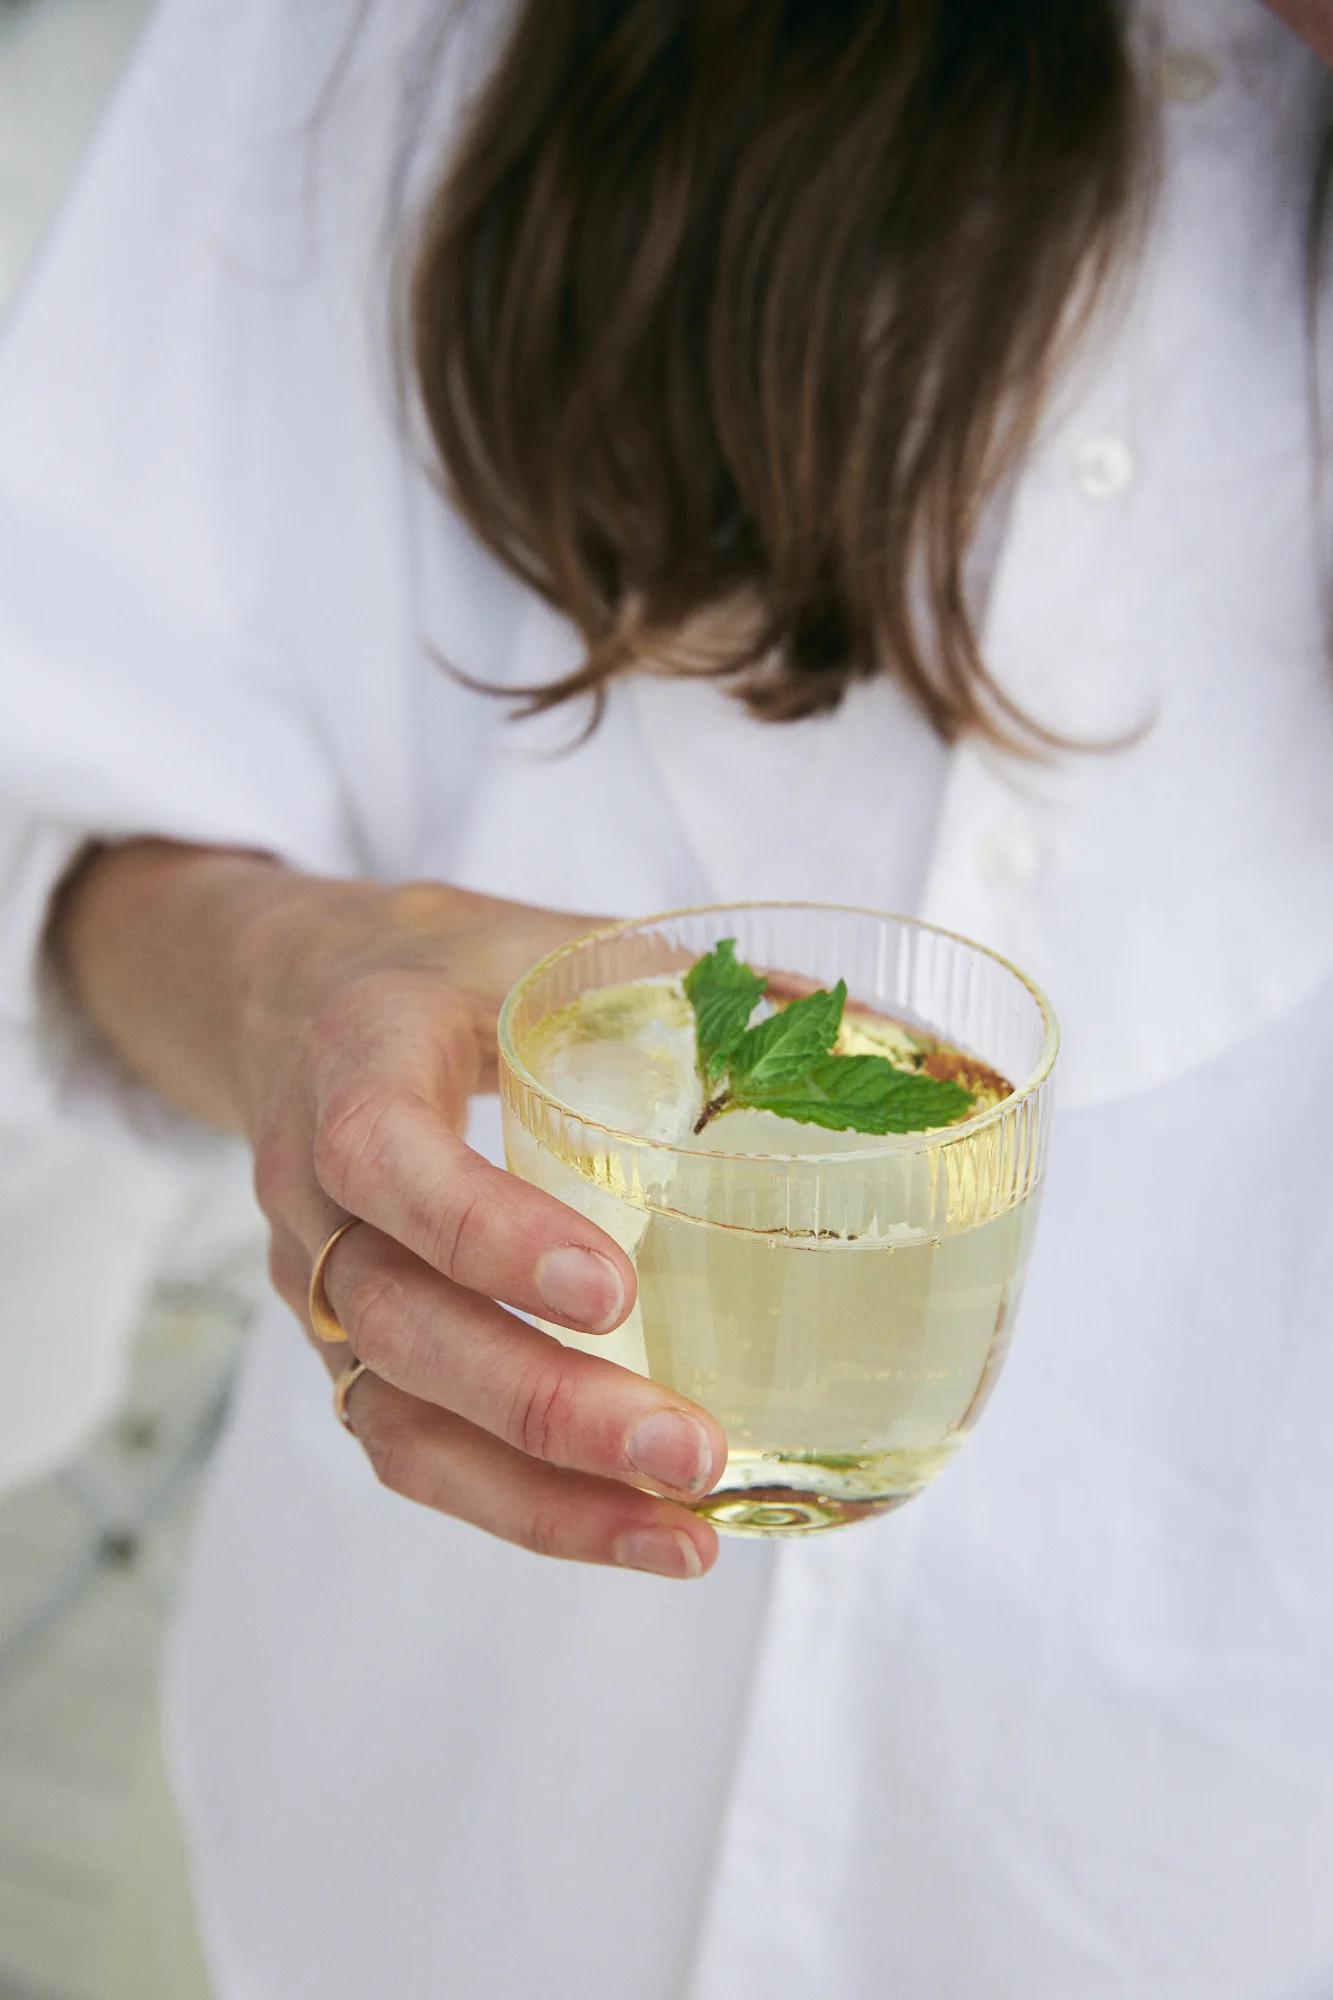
[{"left": 48, "top": 840, "right": 336, "bottom": 1132}]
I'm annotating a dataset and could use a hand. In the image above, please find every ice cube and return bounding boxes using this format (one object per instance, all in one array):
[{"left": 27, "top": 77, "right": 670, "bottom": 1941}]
[{"left": 526, "top": 977, "right": 698, "bottom": 1143}]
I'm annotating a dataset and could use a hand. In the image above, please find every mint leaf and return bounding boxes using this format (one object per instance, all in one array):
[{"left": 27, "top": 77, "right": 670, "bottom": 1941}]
[
  {"left": 731, "top": 980, "right": 846, "bottom": 1093},
  {"left": 683, "top": 938, "right": 767, "bottom": 1082},
  {"left": 682, "top": 939, "right": 981, "bottom": 1137},
  {"left": 736, "top": 1053, "right": 975, "bottom": 1135}
]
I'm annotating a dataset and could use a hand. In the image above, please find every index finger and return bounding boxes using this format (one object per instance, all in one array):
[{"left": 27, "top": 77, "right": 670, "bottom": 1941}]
[{"left": 312, "top": 1085, "right": 635, "bottom": 1333}]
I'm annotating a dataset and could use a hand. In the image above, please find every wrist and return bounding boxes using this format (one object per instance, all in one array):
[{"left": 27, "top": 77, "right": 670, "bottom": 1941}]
[
  {"left": 50, "top": 839, "right": 304, "bottom": 1131},
  {"left": 229, "top": 865, "right": 389, "bottom": 1129}
]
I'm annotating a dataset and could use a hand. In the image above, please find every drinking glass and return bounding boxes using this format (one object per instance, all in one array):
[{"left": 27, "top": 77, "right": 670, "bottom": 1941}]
[{"left": 498, "top": 903, "right": 1057, "bottom": 1536}]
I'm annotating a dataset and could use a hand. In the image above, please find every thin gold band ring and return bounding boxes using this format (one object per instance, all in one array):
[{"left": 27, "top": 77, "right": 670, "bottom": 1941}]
[
  {"left": 307, "top": 1217, "right": 361, "bottom": 1344},
  {"left": 333, "top": 1359, "right": 371, "bottom": 1433}
]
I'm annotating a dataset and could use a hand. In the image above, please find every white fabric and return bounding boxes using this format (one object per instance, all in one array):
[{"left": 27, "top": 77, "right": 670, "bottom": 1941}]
[
  {"left": 0, "top": 1131, "right": 180, "bottom": 1488},
  {"left": 0, "top": 0, "right": 1331, "bottom": 1994}
]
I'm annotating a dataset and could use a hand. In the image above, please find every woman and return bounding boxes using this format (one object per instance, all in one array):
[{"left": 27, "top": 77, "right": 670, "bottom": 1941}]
[{"left": 2, "top": 0, "right": 1331, "bottom": 1993}]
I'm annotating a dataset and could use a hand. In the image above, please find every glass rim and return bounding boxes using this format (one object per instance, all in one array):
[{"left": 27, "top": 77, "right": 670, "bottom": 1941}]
[{"left": 497, "top": 899, "right": 1060, "bottom": 1166}]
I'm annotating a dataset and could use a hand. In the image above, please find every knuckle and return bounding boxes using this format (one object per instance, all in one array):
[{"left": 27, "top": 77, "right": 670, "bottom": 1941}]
[
  {"left": 361, "top": 1420, "right": 424, "bottom": 1505},
  {"left": 508, "top": 1349, "right": 587, "bottom": 1466},
  {"left": 308, "top": 974, "right": 396, "bottom": 1063},
  {"left": 265, "top": 1244, "right": 306, "bottom": 1318},
  {"left": 343, "top": 1267, "right": 408, "bottom": 1375},
  {"left": 312, "top": 1085, "right": 404, "bottom": 1208},
  {"left": 252, "top": 1124, "right": 297, "bottom": 1223},
  {"left": 518, "top": 1494, "right": 580, "bottom": 1563},
  {"left": 425, "top": 1171, "right": 488, "bottom": 1280},
  {"left": 309, "top": 971, "right": 452, "bottom": 1096}
]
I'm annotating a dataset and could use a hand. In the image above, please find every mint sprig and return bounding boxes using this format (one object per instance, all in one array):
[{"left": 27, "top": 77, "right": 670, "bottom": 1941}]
[
  {"left": 740, "top": 1055, "right": 975, "bottom": 1135},
  {"left": 684, "top": 939, "right": 976, "bottom": 1138},
  {"left": 683, "top": 938, "right": 767, "bottom": 1082},
  {"left": 729, "top": 979, "right": 847, "bottom": 1093}
]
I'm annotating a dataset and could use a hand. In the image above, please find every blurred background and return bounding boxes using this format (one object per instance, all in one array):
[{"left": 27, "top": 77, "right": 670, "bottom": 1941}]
[{"left": 0, "top": 12, "right": 260, "bottom": 1994}]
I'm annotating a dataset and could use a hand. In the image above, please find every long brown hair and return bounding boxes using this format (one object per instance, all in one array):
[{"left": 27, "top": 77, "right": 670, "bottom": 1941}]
[{"left": 411, "top": 1, "right": 1142, "bottom": 745}]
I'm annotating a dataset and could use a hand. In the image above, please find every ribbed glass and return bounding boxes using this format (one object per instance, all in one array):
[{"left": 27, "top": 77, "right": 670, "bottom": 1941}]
[
  {"left": 499, "top": 903, "right": 1058, "bottom": 1535},
  {"left": 500, "top": 904, "right": 1054, "bottom": 1236}
]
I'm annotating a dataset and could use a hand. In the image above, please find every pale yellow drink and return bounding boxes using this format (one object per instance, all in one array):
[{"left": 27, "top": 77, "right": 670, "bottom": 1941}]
[
  {"left": 500, "top": 919, "right": 1054, "bottom": 1537},
  {"left": 504, "top": 980, "right": 1032, "bottom": 1528}
]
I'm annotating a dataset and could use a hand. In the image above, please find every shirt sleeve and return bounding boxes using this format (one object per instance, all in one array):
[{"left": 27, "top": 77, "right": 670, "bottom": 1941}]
[{"left": 0, "top": 0, "right": 374, "bottom": 1145}]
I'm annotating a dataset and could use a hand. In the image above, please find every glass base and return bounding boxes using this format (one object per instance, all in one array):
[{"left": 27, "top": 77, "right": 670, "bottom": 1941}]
[{"left": 692, "top": 1452, "right": 925, "bottom": 1536}]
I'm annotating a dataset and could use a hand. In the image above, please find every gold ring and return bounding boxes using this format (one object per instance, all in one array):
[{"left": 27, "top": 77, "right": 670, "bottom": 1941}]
[
  {"left": 307, "top": 1218, "right": 361, "bottom": 1343},
  {"left": 333, "top": 1359, "right": 370, "bottom": 1432}
]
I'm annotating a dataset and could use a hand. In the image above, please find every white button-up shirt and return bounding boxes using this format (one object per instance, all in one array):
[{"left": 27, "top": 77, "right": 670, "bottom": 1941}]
[{"left": 0, "top": 1, "right": 1330, "bottom": 1995}]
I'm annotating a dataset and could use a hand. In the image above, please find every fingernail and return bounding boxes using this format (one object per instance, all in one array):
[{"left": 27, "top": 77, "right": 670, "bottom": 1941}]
[
  {"left": 626, "top": 1410, "right": 715, "bottom": 1494},
  {"left": 613, "top": 1528, "right": 704, "bottom": 1580},
  {"left": 536, "top": 1246, "right": 626, "bottom": 1331}
]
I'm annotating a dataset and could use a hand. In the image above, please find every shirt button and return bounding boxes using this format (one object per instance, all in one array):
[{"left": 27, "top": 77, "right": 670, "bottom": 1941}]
[
  {"left": 979, "top": 826, "right": 1041, "bottom": 885},
  {"left": 1073, "top": 435, "right": 1135, "bottom": 501},
  {"left": 1158, "top": 48, "right": 1222, "bottom": 104}
]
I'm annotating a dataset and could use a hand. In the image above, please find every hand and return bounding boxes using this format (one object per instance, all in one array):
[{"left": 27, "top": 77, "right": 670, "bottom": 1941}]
[{"left": 238, "top": 876, "right": 725, "bottom": 1579}]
